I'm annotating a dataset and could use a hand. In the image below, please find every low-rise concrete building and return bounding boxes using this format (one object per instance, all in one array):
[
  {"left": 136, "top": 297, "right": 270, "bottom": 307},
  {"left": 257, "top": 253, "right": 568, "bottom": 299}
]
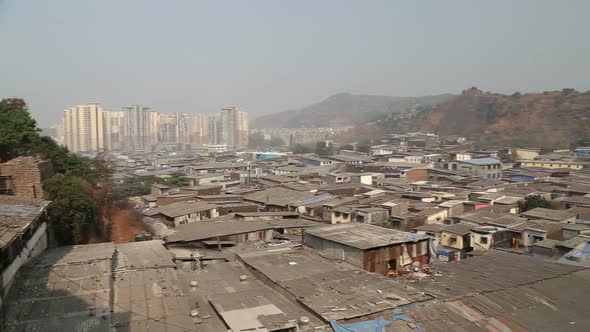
[
  {"left": 440, "top": 223, "right": 473, "bottom": 259},
  {"left": 437, "top": 200, "right": 467, "bottom": 217},
  {"left": 520, "top": 207, "right": 576, "bottom": 223},
  {"left": 508, "top": 219, "right": 564, "bottom": 248},
  {"left": 0, "top": 195, "right": 50, "bottom": 309},
  {"left": 412, "top": 223, "right": 445, "bottom": 248},
  {"left": 144, "top": 201, "right": 219, "bottom": 226},
  {"left": 303, "top": 223, "right": 430, "bottom": 275},
  {"left": 445, "top": 158, "right": 503, "bottom": 179},
  {"left": 0, "top": 156, "right": 54, "bottom": 198},
  {"left": 355, "top": 207, "right": 389, "bottom": 224},
  {"left": 519, "top": 160, "right": 585, "bottom": 170},
  {"left": 166, "top": 218, "right": 318, "bottom": 247},
  {"left": 150, "top": 183, "right": 171, "bottom": 196}
]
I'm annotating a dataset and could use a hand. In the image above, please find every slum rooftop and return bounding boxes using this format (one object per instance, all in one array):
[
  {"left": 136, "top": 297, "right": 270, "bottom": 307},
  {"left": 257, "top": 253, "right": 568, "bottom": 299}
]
[
  {"left": 520, "top": 207, "right": 576, "bottom": 221},
  {"left": 237, "top": 245, "right": 431, "bottom": 321},
  {"left": 303, "top": 223, "right": 429, "bottom": 250},
  {"left": 166, "top": 218, "right": 319, "bottom": 243},
  {"left": 0, "top": 195, "right": 50, "bottom": 249},
  {"left": 143, "top": 201, "right": 218, "bottom": 218},
  {"left": 4, "top": 241, "right": 194, "bottom": 331},
  {"left": 395, "top": 250, "right": 589, "bottom": 331}
]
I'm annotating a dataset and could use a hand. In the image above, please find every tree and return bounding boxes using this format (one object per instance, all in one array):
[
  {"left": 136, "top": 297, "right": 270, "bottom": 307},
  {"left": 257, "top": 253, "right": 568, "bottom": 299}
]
[
  {"left": 356, "top": 138, "right": 372, "bottom": 153},
  {"left": 44, "top": 174, "right": 99, "bottom": 245},
  {"left": 164, "top": 172, "right": 191, "bottom": 187},
  {"left": 0, "top": 98, "right": 103, "bottom": 181},
  {"left": 248, "top": 132, "right": 266, "bottom": 149},
  {"left": 115, "top": 175, "right": 164, "bottom": 199},
  {"left": 1, "top": 97, "right": 113, "bottom": 244},
  {"left": 268, "top": 136, "right": 285, "bottom": 147},
  {"left": 339, "top": 144, "right": 354, "bottom": 151},
  {"left": 315, "top": 141, "right": 334, "bottom": 157},
  {"left": 0, "top": 98, "right": 40, "bottom": 161},
  {"left": 561, "top": 88, "right": 577, "bottom": 96},
  {"left": 248, "top": 133, "right": 285, "bottom": 149},
  {"left": 291, "top": 144, "right": 314, "bottom": 154},
  {"left": 34, "top": 136, "right": 103, "bottom": 183},
  {"left": 540, "top": 147, "right": 554, "bottom": 154},
  {"left": 518, "top": 195, "right": 552, "bottom": 212}
]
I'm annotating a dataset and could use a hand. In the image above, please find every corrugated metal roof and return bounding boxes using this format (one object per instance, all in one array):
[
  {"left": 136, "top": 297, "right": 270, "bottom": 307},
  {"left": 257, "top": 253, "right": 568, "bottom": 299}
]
[
  {"left": 521, "top": 207, "right": 575, "bottom": 221},
  {"left": 147, "top": 201, "right": 218, "bottom": 218},
  {"left": 399, "top": 251, "right": 589, "bottom": 331},
  {"left": 0, "top": 195, "right": 50, "bottom": 249},
  {"left": 304, "top": 223, "right": 428, "bottom": 250},
  {"left": 166, "top": 218, "right": 319, "bottom": 243},
  {"left": 460, "top": 158, "right": 501, "bottom": 165}
]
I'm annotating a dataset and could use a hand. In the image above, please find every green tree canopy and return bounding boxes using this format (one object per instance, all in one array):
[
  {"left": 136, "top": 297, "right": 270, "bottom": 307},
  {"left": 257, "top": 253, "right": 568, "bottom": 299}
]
[
  {"left": 291, "top": 143, "right": 314, "bottom": 154},
  {"left": 248, "top": 132, "right": 266, "bottom": 149},
  {"left": 44, "top": 174, "right": 99, "bottom": 245},
  {"left": 339, "top": 144, "right": 354, "bottom": 151},
  {"left": 315, "top": 141, "right": 334, "bottom": 157},
  {"left": 2, "top": 98, "right": 114, "bottom": 245},
  {"left": 0, "top": 98, "right": 40, "bottom": 161},
  {"left": 115, "top": 176, "right": 164, "bottom": 199},
  {"left": 356, "top": 138, "right": 372, "bottom": 153},
  {"left": 248, "top": 133, "right": 285, "bottom": 149},
  {"left": 268, "top": 136, "right": 285, "bottom": 147},
  {"left": 518, "top": 195, "right": 552, "bottom": 212},
  {"left": 164, "top": 172, "right": 191, "bottom": 187}
]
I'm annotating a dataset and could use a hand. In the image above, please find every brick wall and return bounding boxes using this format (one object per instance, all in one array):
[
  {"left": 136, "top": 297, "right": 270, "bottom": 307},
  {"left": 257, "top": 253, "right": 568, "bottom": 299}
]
[{"left": 0, "top": 156, "right": 53, "bottom": 198}]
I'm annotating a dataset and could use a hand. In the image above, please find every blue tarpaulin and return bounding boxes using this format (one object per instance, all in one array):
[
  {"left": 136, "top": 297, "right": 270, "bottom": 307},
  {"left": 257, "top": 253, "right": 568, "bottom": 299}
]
[
  {"left": 330, "top": 317, "right": 391, "bottom": 332},
  {"left": 330, "top": 315, "right": 424, "bottom": 332}
]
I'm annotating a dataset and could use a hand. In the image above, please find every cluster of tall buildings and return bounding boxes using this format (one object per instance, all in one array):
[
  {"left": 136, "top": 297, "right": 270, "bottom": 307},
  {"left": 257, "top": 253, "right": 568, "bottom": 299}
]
[{"left": 62, "top": 104, "right": 248, "bottom": 153}]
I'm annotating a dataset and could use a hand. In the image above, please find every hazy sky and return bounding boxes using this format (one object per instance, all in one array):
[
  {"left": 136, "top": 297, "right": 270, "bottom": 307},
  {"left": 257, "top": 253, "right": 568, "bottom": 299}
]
[{"left": 1, "top": 0, "right": 589, "bottom": 127}]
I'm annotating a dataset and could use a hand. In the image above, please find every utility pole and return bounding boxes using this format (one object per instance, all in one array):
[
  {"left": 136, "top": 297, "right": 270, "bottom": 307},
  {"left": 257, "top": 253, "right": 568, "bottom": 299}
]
[{"left": 247, "top": 160, "right": 251, "bottom": 188}]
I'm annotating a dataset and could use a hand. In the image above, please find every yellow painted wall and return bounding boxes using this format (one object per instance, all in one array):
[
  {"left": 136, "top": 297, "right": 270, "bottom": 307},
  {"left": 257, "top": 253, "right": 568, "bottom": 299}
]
[
  {"left": 441, "top": 232, "right": 465, "bottom": 249},
  {"left": 520, "top": 161, "right": 583, "bottom": 170}
]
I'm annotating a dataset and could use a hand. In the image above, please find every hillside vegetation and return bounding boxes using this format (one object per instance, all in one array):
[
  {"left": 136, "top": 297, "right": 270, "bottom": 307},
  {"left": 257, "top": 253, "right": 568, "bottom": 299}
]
[
  {"left": 251, "top": 93, "right": 452, "bottom": 128},
  {"left": 382, "top": 88, "right": 590, "bottom": 148}
]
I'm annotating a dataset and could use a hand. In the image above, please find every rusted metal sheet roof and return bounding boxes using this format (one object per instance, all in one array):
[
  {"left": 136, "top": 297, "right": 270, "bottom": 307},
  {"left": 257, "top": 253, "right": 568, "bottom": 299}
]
[
  {"left": 304, "top": 223, "right": 428, "bottom": 250},
  {"left": 0, "top": 194, "right": 50, "bottom": 249},
  {"left": 238, "top": 246, "right": 431, "bottom": 322},
  {"left": 166, "top": 218, "right": 320, "bottom": 243}
]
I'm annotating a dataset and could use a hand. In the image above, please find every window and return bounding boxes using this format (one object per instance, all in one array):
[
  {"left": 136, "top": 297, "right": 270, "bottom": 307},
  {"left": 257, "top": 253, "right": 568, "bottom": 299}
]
[{"left": 480, "top": 237, "right": 488, "bottom": 244}]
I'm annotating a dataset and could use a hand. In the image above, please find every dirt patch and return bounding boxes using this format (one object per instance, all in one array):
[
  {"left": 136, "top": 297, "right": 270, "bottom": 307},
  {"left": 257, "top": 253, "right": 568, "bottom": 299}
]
[{"left": 110, "top": 206, "right": 146, "bottom": 243}]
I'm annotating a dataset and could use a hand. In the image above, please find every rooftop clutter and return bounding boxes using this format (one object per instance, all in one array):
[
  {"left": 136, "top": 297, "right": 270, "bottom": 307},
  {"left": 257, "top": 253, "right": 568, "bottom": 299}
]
[{"left": 4, "top": 133, "right": 590, "bottom": 331}]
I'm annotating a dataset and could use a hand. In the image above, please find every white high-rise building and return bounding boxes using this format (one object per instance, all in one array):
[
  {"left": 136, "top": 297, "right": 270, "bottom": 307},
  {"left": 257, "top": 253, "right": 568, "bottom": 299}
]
[
  {"left": 123, "top": 105, "right": 152, "bottom": 152},
  {"left": 158, "top": 113, "right": 177, "bottom": 144},
  {"left": 102, "top": 110, "right": 125, "bottom": 151},
  {"left": 220, "top": 107, "right": 248, "bottom": 149},
  {"left": 63, "top": 103, "right": 104, "bottom": 153},
  {"left": 149, "top": 111, "right": 160, "bottom": 146},
  {"left": 207, "top": 113, "right": 223, "bottom": 145},
  {"left": 175, "top": 113, "right": 191, "bottom": 144},
  {"left": 206, "top": 107, "right": 248, "bottom": 149},
  {"left": 191, "top": 114, "right": 208, "bottom": 145}
]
